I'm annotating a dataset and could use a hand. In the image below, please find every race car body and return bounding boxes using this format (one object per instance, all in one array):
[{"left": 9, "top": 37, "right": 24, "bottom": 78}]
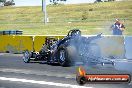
[{"left": 23, "top": 29, "right": 102, "bottom": 67}]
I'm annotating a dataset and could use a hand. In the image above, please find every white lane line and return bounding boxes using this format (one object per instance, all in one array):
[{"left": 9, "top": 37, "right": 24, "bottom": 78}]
[
  {"left": 0, "top": 77, "right": 92, "bottom": 88},
  {"left": 0, "top": 53, "right": 4, "bottom": 55}
]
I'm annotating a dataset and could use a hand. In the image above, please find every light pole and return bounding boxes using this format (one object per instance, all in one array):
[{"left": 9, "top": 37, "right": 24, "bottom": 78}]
[{"left": 42, "top": 0, "right": 47, "bottom": 24}]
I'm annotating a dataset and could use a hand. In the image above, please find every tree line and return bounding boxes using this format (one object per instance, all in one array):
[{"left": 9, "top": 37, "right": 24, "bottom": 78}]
[
  {"left": 96, "top": 0, "right": 115, "bottom": 2},
  {"left": 0, "top": 0, "right": 15, "bottom": 6}
]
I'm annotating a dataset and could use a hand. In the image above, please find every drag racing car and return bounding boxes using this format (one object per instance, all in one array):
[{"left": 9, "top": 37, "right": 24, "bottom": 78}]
[{"left": 23, "top": 29, "right": 102, "bottom": 67}]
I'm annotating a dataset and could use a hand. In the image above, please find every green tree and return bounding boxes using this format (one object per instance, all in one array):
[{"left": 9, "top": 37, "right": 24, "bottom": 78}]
[
  {"left": 0, "top": 0, "right": 5, "bottom": 6},
  {"left": 0, "top": 0, "right": 5, "bottom": 2},
  {"left": 96, "top": 0, "right": 102, "bottom": 2},
  {"left": 108, "top": 0, "right": 115, "bottom": 1},
  {"left": 50, "top": 0, "right": 67, "bottom": 5},
  {"left": 1, "top": 0, "right": 15, "bottom": 6}
]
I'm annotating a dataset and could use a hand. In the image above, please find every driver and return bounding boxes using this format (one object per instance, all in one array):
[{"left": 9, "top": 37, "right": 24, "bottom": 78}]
[
  {"left": 39, "top": 38, "right": 50, "bottom": 54},
  {"left": 71, "top": 30, "right": 81, "bottom": 37}
]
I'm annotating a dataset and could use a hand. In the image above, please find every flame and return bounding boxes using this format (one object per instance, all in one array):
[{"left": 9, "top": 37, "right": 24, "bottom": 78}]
[{"left": 78, "top": 66, "right": 86, "bottom": 77}]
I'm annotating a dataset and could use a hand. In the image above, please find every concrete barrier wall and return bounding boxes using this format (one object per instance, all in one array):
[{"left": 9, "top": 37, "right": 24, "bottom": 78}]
[
  {"left": 0, "top": 35, "right": 64, "bottom": 53},
  {"left": 124, "top": 36, "right": 132, "bottom": 59},
  {"left": 34, "top": 36, "right": 64, "bottom": 51},
  {"left": 34, "top": 36, "right": 46, "bottom": 52},
  {"left": 96, "top": 36, "right": 125, "bottom": 59},
  {"left": 0, "top": 35, "right": 131, "bottom": 59},
  {"left": 0, "top": 35, "right": 33, "bottom": 53}
]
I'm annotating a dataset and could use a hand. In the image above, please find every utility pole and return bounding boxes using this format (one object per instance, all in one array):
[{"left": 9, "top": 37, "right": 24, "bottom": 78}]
[
  {"left": 42, "top": 0, "right": 47, "bottom": 24},
  {"left": 42, "top": 0, "right": 43, "bottom": 11}
]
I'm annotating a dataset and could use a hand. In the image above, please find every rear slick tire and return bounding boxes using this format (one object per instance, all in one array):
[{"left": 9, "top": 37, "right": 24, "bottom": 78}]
[{"left": 57, "top": 45, "right": 78, "bottom": 67}]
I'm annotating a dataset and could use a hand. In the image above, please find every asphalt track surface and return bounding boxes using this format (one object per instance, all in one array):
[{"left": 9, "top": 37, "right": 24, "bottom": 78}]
[{"left": 0, "top": 53, "right": 132, "bottom": 88}]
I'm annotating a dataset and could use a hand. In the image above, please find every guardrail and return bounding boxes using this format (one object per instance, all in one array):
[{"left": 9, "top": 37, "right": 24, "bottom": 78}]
[{"left": 0, "top": 30, "right": 23, "bottom": 35}]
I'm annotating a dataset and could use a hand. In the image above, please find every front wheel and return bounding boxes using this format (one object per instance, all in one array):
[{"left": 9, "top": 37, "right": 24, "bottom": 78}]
[{"left": 23, "top": 50, "right": 31, "bottom": 63}]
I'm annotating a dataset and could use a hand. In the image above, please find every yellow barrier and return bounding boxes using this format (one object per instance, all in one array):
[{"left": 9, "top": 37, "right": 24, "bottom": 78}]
[
  {"left": 0, "top": 35, "right": 64, "bottom": 53},
  {"left": 34, "top": 35, "right": 64, "bottom": 51},
  {"left": 97, "top": 36, "right": 125, "bottom": 59},
  {"left": 34, "top": 36, "right": 46, "bottom": 52},
  {"left": 0, "top": 35, "right": 33, "bottom": 53},
  {"left": 0, "top": 35, "right": 125, "bottom": 59}
]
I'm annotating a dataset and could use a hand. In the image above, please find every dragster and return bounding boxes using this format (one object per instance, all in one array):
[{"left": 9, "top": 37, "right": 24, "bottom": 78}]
[{"left": 23, "top": 29, "right": 110, "bottom": 67}]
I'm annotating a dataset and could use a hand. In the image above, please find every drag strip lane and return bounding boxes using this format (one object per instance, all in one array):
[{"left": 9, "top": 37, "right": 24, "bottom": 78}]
[
  {"left": 0, "top": 77, "right": 91, "bottom": 88},
  {"left": 0, "top": 68, "right": 75, "bottom": 79},
  {"left": 0, "top": 54, "right": 132, "bottom": 88}
]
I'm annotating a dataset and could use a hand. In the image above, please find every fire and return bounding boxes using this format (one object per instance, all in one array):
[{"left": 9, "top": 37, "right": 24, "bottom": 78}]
[{"left": 78, "top": 66, "right": 86, "bottom": 77}]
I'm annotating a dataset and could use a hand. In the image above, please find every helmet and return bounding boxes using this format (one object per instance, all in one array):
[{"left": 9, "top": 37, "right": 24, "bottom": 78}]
[{"left": 115, "top": 18, "right": 120, "bottom": 22}]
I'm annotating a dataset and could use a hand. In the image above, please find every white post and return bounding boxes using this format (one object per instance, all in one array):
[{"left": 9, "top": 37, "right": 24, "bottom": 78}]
[{"left": 42, "top": 0, "right": 47, "bottom": 24}]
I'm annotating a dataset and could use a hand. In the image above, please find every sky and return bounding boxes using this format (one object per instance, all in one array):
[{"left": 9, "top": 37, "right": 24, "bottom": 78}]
[{"left": 14, "top": 0, "right": 95, "bottom": 6}]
